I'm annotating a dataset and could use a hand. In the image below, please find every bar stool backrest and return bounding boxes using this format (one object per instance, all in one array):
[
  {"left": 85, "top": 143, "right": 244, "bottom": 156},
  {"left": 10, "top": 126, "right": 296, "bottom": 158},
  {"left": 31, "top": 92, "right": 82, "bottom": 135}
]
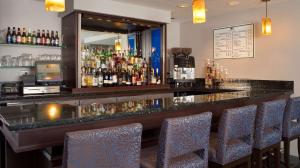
[
  {"left": 283, "top": 97, "right": 300, "bottom": 138},
  {"left": 157, "top": 112, "right": 212, "bottom": 168},
  {"left": 216, "top": 105, "right": 257, "bottom": 164},
  {"left": 254, "top": 99, "right": 286, "bottom": 149},
  {"left": 62, "top": 123, "right": 143, "bottom": 168}
]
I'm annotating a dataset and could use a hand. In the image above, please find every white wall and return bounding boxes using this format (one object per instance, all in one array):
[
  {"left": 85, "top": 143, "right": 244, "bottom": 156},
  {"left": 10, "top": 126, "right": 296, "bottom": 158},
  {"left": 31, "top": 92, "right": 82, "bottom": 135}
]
[
  {"left": 0, "top": 0, "right": 61, "bottom": 82},
  {"left": 180, "top": 0, "right": 300, "bottom": 156},
  {"left": 181, "top": 0, "right": 300, "bottom": 95},
  {"left": 167, "top": 22, "right": 180, "bottom": 49}
]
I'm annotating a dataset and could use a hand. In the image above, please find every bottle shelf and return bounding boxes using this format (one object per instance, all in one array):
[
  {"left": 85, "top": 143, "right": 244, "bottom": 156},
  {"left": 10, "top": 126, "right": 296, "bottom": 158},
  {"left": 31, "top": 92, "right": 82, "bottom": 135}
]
[
  {"left": 0, "top": 66, "right": 34, "bottom": 69},
  {"left": 0, "top": 43, "right": 63, "bottom": 49}
]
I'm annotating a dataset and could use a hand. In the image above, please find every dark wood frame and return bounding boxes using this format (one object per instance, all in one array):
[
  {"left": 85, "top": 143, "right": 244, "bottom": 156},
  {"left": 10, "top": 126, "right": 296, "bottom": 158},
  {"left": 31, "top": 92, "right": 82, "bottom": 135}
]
[
  {"left": 61, "top": 11, "right": 168, "bottom": 91},
  {"left": 283, "top": 136, "right": 300, "bottom": 168},
  {"left": 252, "top": 143, "right": 281, "bottom": 168}
]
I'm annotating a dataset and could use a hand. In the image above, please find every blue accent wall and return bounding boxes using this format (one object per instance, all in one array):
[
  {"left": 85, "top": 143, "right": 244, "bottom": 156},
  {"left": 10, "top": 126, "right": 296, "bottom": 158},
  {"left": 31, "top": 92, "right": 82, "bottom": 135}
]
[{"left": 151, "top": 29, "right": 161, "bottom": 76}]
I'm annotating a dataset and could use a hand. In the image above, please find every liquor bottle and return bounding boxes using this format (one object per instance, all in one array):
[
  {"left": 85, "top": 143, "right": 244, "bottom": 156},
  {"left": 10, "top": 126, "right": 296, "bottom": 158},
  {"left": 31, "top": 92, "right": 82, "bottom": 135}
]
[
  {"left": 81, "top": 67, "right": 87, "bottom": 87},
  {"left": 32, "top": 31, "right": 37, "bottom": 45},
  {"left": 97, "top": 68, "right": 103, "bottom": 87},
  {"left": 112, "top": 69, "right": 118, "bottom": 86},
  {"left": 92, "top": 68, "right": 98, "bottom": 87},
  {"left": 103, "top": 70, "right": 109, "bottom": 87},
  {"left": 126, "top": 71, "right": 132, "bottom": 86},
  {"left": 132, "top": 70, "right": 137, "bottom": 86},
  {"left": 55, "top": 31, "right": 59, "bottom": 47},
  {"left": 150, "top": 68, "right": 157, "bottom": 85},
  {"left": 108, "top": 70, "right": 113, "bottom": 87},
  {"left": 16, "top": 28, "right": 22, "bottom": 44},
  {"left": 6, "top": 27, "right": 12, "bottom": 44},
  {"left": 50, "top": 31, "right": 55, "bottom": 46},
  {"left": 12, "top": 27, "right": 17, "bottom": 44},
  {"left": 136, "top": 72, "right": 142, "bottom": 86},
  {"left": 122, "top": 70, "right": 127, "bottom": 86},
  {"left": 36, "top": 30, "right": 41, "bottom": 45},
  {"left": 46, "top": 30, "right": 51, "bottom": 46},
  {"left": 156, "top": 68, "right": 161, "bottom": 85},
  {"left": 117, "top": 70, "right": 123, "bottom": 86},
  {"left": 41, "top": 30, "right": 45, "bottom": 45},
  {"left": 21, "top": 28, "right": 27, "bottom": 44},
  {"left": 27, "top": 28, "right": 32, "bottom": 44}
]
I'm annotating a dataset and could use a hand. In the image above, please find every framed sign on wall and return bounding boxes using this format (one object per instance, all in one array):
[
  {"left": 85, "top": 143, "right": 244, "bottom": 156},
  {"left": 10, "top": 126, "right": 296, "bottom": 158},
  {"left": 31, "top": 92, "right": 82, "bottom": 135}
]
[{"left": 213, "top": 24, "right": 254, "bottom": 59}]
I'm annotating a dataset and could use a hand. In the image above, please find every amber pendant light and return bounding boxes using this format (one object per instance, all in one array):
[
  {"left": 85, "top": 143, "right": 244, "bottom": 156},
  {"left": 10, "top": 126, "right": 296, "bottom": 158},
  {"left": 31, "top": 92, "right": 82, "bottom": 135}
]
[
  {"left": 193, "top": 0, "right": 206, "bottom": 24},
  {"left": 115, "top": 34, "right": 122, "bottom": 51},
  {"left": 262, "top": 0, "right": 272, "bottom": 35},
  {"left": 45, "top": 0, "right": 65, "bottom": 12}
]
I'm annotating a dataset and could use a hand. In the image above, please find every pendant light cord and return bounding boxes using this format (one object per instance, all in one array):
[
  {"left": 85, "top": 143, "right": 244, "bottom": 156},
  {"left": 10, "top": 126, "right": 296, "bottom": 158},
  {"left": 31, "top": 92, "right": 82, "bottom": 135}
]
[{"left": 266, "top": 1, "right": 268, "bottom": 18}]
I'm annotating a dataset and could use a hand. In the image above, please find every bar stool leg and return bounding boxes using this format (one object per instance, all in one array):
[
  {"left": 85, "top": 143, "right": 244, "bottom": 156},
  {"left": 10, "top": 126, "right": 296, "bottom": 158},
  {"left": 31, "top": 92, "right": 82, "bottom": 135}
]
[
  {"left": 254, "top": 149, "right": 263, "bottom": 168},
  {"left": 247, "top": 157, "right": 251, "bottom": 168},
  {"left": 274, "top": 144, "right": 281, "bottom": 168},
  {"left": 284, "top": 139, "right": 290, "bottom": 168}
]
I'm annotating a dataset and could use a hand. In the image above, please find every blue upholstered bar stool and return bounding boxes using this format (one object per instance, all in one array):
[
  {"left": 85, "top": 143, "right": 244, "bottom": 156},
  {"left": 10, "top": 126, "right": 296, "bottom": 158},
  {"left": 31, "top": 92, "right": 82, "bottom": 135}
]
[
  {"left": 253, "top": 99, "right": 286, "bottom": 168},
  {"left": 283, "top": 97, "right": 300, "bottom": 168},
  {"left": 140, "top": 112, "right": 212, "bottom": 168},
  {"left": 62, "top": 123, "right": 143, "bottom": 168},
  {"left": 208, "top": 105, "right": 257, "bottom": 168}
]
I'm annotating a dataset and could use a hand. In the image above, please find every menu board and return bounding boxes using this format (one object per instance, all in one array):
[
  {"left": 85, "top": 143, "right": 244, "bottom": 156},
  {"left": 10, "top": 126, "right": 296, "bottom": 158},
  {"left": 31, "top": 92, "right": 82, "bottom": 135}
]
[{"left": 214, "top": 24, "right": 254, "bottom": 59}]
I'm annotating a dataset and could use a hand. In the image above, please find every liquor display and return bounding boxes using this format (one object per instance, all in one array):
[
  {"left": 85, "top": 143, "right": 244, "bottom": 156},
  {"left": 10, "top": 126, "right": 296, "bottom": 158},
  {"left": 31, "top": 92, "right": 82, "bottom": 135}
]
[
  {"left": 5, "top": 26, "right": 60, "bottom": 47},
  {"left": 81, "top": 45, "right": 161, "bottom": 88},
  {"left": 204, "top": 59, "right": 228, "bottom": 89}
]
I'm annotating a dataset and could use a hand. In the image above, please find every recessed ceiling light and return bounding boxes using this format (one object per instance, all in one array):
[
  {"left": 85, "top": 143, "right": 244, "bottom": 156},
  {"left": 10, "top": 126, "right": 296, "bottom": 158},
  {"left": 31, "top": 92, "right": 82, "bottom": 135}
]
[
  {"left": 228, "top": 1, "right": 240, "bottom": 6},
  {"left": 177, "top": 3, "right": 190, "bottom": 8}
]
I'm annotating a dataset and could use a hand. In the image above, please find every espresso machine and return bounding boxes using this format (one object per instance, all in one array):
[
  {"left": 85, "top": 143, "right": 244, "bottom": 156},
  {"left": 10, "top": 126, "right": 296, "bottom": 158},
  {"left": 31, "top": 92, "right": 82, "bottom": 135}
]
[{"left": 169, "top": 48, "right": 195, "bottom": 88}]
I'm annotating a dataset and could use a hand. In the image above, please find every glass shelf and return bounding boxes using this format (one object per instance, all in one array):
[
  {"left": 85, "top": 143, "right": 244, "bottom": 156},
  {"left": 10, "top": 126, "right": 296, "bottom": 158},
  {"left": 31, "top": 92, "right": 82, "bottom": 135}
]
[
  {"left": 0, "top": 66, "right": 34, "bottom": 69},
  {"left": 0, "top": 43, "right": 63, "bottom": 49}
]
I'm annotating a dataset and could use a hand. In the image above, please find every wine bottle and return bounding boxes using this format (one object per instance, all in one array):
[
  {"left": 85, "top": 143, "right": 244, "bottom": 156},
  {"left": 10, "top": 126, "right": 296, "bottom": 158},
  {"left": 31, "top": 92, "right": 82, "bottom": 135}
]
[
  {"left": 36, "top": 30, "right": 41, "bottom": 45},
  {"left": 21, "top": 28, "right": 27, "bottom": 44},
  {"left": 55, "top": 31, "right": 59, "bottom": 47},
  {"left": 11, "top": 27, "right": 17, "bottom": 44},
  {"left": 16, "top": 28, "right": 22, "bottom": 44},
  {"left": 6, "top": 27, "right": 12, "bottom": 44},
  {"left": 46, "top": 30, "right": 51, "bottom": 46},
  {"left": 32, "top": 31, "right": 37, "bottom": 45},
  {"left": 27, "top": 28, "right": 32, "bottom": 44},
  {"left": 41, "top": 30, "right": 45, "bottom": 45}
]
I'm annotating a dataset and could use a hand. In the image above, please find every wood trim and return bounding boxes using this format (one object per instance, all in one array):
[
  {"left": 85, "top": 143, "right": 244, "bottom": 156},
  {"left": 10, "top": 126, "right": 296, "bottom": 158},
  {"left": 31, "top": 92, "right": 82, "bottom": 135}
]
[{"left": 72, "top": 85, "right": 171, "bottom": 94}]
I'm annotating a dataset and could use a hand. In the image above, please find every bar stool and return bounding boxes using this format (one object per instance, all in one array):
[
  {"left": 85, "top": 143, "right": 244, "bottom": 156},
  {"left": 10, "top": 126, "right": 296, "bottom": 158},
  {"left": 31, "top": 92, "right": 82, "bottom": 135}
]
[
  {"left": 62, "top": 123, "right": 143, "bottom": 168},
  {"left": 140, "top": 112, "right": 212, "bottom": 168},
  {"left": 283, "top": 97, "right": 300, "bottom": 168},
  {"left": 208, "top": 105, "right": 257, "bottom": 168},
  {"left": 253, "top": 99, "right": 286, "bottom": 168}
]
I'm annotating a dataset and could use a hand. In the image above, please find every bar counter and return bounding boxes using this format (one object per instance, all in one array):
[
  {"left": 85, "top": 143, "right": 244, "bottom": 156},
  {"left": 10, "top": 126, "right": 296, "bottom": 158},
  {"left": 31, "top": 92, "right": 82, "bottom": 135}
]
[{"left": 0, "top": 80, "right": 294, "bottom": 168}]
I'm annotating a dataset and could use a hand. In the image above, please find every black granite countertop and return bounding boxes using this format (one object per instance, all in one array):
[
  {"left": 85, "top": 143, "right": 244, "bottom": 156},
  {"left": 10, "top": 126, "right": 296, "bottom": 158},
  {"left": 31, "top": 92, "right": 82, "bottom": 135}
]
[{"left": 0, "top": 89, "right": 292, "bottom": 131}]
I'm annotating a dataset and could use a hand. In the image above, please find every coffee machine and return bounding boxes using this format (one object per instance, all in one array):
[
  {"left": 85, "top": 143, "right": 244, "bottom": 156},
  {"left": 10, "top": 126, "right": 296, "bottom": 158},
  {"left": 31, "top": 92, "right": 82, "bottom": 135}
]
[{"left": 169, "top": 48, "right": 195, "bottom": 88}]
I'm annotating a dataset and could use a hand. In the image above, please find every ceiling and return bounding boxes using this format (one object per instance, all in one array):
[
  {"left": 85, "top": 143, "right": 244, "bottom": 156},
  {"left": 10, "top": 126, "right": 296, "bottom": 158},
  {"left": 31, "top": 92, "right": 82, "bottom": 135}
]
[{"left": 112, "top": 0, "right": 289, "bottom": 22}]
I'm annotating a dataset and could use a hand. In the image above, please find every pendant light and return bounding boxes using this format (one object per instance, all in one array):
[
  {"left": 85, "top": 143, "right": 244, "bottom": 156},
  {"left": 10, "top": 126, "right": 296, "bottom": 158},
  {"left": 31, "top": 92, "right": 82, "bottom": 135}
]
[
  {"left": 45, "top": 0, "right": 65, "bottom": 12},
  {"left": 262, "top": 0, "right": 272, "bottom": 35},
  {"left": 193, "top": 0, "right": 206, "bottom": 24},
  {"left": 115, "top": 34, "right": 122, "bottom": 51}
]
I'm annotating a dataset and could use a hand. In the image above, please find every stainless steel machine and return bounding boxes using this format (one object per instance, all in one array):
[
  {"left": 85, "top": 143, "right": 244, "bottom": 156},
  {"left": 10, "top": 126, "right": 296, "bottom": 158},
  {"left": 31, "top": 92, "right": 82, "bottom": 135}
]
[{"left": 169, "top": 48, "right": 195, "bottom": 88}]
